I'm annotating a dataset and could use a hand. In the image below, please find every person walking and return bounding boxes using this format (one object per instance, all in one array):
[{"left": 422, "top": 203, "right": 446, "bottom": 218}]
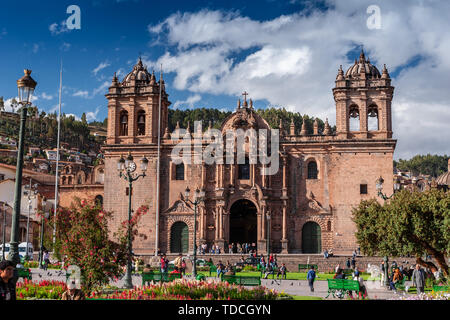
[
  {"left": 351, "top": 256, "right": 356, "bottom": 269},
  {"left": 276, "top": 263, "right": 287, "bottom": 280},
  {"left": 43, "top": 250, "right": 50, "bottom": 271},
  {"left": 346, "top": 257, "right": 351, "bottom": 269},
  {"left": 0, "top": 260, "right": 16, "bottom": 301},
  {"left": 412, "top": 264, "right": 425, "bottom": 294},
  {"left": 307, "top": 266, "right": 316, "bottom": 292},
  {"left": 160, "top": 254, "right": 167, "bottom": 273}
]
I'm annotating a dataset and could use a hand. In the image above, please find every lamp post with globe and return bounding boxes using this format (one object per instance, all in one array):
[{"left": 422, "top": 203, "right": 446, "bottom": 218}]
[{"left": 117, "top": 152, "right": 148, "bottom": 289}]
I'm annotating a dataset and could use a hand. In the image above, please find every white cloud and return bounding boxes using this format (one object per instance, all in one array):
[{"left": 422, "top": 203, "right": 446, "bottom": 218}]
[
  {"left": 60, "top": 42, "right": 71, "bottom": 52},
  {"left": 92, "top": 61, "right": 111, "bottom": 76},
  {"left": 73, "top": 90, "right": 90, "bottom": 98},
  {"left": 146, "top": 1, "right": 450, "bottom": 159},
  {"left": 86, "top": 107, "right": 100, "bottom": 122},
  {"left": 173, "top": 94, "right": 202, "bottom": 109},
  {"left": 40, "top": 92, "right": 53, "bottom": 100},
  {"left": 93, "top": 81, "right": 110, "bottom": 96},
  {"left": 49, "top": 21, "right": 70, "bottom": 35},
  {"left": 32, "top": 43, "right": 39, "bottom": 54}
]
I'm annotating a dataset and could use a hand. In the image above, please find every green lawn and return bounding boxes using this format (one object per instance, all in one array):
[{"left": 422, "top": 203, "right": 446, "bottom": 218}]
[
  {"left": 291, "top": 295, "right": 323, "bottom": 300},
  {"left": 196, "top": 270, "right": 374, "bottom": 281}
]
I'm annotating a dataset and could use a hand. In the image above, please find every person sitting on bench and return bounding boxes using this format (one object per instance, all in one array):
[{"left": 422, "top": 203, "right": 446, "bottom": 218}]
[{"left": 263, "top": 264, "right": 274, "bottom": 279}]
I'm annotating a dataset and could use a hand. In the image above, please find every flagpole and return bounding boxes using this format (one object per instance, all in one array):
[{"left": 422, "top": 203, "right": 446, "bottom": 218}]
[
  {"left": 53, "top": 60, "right": 62, "bottom": 248},
  {"left": 155, "top": 64, "right": 162, "bottom": 256}
]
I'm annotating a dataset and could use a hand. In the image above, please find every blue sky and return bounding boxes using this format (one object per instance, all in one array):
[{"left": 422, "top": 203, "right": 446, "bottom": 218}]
[{"left": 1, "top": 0, "right": 449, "bottom": 159}]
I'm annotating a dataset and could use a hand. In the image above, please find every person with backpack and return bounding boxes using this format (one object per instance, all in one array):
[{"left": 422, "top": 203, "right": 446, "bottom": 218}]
[
  {"left": 307, "top": 266, "right": 316, "bottom": 292},
  {"left": 174, "top": 253, "right": 183, "bottom": 271}
]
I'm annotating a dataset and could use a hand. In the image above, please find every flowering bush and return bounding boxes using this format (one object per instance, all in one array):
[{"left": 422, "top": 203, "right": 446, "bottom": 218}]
[
  {"left": 17, "top": 280, "right": 67, "bottom": 300},
  {"left": 89, "top": 279, "right": 279, "bottom": 300},
  {"left": 389, "top": 292, "right": 449, "bottom": 300},
  {"left": 50, "top": 198, "right": 149, "bottom": 291}
]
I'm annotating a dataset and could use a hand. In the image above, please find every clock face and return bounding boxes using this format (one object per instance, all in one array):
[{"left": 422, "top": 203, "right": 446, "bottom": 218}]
[{"left": 128, "top": 161, "right": 137, "bottom": 172}]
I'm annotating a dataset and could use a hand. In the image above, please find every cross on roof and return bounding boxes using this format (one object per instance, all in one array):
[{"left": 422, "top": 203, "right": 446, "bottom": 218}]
[{"left": 242, "top": 91, "right": 249, "bottom": 101}]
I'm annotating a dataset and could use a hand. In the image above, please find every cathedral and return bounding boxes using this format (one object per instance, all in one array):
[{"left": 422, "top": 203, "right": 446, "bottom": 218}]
[{"left": 102, "top": 50, "right": 396, "bottom": 255}]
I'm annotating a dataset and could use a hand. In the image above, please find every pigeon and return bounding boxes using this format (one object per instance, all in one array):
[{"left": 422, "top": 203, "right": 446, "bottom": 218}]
[
  {"left": 290, "top": 282, "right": 293, "bottom": 286},
  {"left": 38, "top": 274, "right": 42, "bottom": 278},
  {"left": 271, "top": 281, "right": 274, "bottom": 285}
]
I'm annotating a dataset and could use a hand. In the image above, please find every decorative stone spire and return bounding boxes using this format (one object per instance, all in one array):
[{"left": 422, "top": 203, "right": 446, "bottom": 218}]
[
  {"left": 323, "top": 118, "right": 331, "bottom": 135},
  {"left": 290, "top": 119, "right": 296, "bottom": 136},
  {"left": 208, "top": 121, "right": 212, "bottom": 130},
  {"left": 249, "top": 99, "right": 253, "bottom": 109},
  {"left": 163, "top": 126, "right": 171, "bottom": 139},
  {"left": 381, "top": 64, "right": 390, "bottom": 79},
  {"left": 300, "top": 118, "right": 307, "bottom": 136},
  {"left": 237, "top": 99, "right": 241, "bottom": 109},
  {"left": 279, "top": 118, "right": 285, "bottom": 137},
  {"left": 336, "top": 65, "right": 344, "bottom": 80},
  {"left": 176, "top": 121, "right": 180, "bottom": 130},
  {"left": 313, "top": 118, "right": 319, "bottom": 135},
  {"left": 150, "top": 70, "right": 156, "bottom": 85},
  {"left": 111, "top": 72, "right": 119, "bottom": 86},
  {"left": 359, "top": 49, "right": 366, "bottom": 63}
]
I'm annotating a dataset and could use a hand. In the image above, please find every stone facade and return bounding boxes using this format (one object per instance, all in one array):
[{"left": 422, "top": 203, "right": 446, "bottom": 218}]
[{"left": 103, "top": 51, "right": 396, "bottom": 255}]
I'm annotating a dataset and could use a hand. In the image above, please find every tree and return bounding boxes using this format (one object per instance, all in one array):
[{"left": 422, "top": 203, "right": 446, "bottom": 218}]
[
  {"left": 394, "top": 154, "right": 449, "bottom": 177},
  {"left": 49, "top": 199, "right": 148, "bottom": 291},
  {"left": 81, "top": 112, "right": 87, "bottom": 125},
  {"left": 352, "top": 189, "right": 449, "bottom": 276},
  {"left": 0, "top": 96, "right": 4, "bottom": 111}
]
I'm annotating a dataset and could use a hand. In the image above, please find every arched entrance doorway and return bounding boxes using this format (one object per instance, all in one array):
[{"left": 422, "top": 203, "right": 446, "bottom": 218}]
[
  {"left": 170, "top": 222, "right": 189, "bottom": 253},
  {"left": 229, "top": 199, "right": 257, "bottom": 245},
  {"left": 302, "top": 222, "right": 322, "bottom": 253}
]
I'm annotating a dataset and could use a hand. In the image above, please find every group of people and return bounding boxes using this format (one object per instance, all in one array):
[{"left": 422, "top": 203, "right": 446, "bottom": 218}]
[{"left": 199, "top": 242, "right": 258, "bottom": 254}]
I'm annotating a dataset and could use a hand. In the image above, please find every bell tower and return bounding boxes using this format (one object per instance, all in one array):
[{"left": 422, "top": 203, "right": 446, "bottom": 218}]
[
  {"left": 333, "top": 50, "right": 394, "bottom": 140},
  {"left": 105, "top": 58, "right": 170, "bottom": 145}
]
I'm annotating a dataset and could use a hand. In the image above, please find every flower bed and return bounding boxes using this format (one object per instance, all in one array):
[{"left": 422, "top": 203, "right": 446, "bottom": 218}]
[
  {"left": 89, "top": 279, "right": 279, "bottom": 300},
  {"left": 17, "top": 280, "right": 67, "bottom": 300},
  {"left": 389, "top": 292, "right": 449, "bottom": 300}
]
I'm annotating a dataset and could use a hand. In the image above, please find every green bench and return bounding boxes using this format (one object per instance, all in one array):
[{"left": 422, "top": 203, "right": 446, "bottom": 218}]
[
  {"left": 141, "top": 272, "right": 182, "bottom": 286},
  {"left": 209, "top": 264, "right": 218, "bottom": 277},
  {"left": 298, "top": 264, "right": 318, "bottom": 272},
  {"left": 326, "top": 279, "right": 361, "bottom": 299},
  {"left": 394, "top": 277, "right": 407, "bottom": 291},
  {"left": 18, "top": 268, "right": 32, "bottom": 280},
  {"left": 433, "top": 285, "right": 449, "bottom": 292},
  {"left": 222, "top": 275, "right": 261, "bottom": 286}
]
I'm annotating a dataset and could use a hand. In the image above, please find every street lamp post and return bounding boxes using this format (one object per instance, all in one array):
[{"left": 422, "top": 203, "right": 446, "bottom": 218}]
[
  {"left": 23, "top": 179, "right": 39, "bottom": 261},
  {"left": 184, "top": 187, "right": 205, "bottom": 278},
  {"left": 117, "top": 153, "right": 148, "bottom": 289},
  {"left": 376, "top": 176, "right": 401, "bottom": 288},
  {"left": 8, "top": 69, "right": 37, "bottom": 266},
  {"left": 39, "top": 197, "right": 49, "bottom": 269},
  {"left": 267, "top": 212, "right": 271, "bottom": 262}
]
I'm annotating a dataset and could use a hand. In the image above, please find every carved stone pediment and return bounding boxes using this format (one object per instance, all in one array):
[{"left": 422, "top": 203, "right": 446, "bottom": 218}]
[{"left": 164, "top": 200, "right": 193, "bottom": 214}]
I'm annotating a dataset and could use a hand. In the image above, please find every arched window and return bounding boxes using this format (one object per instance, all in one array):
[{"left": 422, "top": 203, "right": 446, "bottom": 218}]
[
  {"left": 368, "top": 105, "right": 379, "bottom": 131},
  {"left": 137, "top": 110, "right": 145, "bottom": 136},
  {"left": 349, "top": 105, "right": 360, "bottom": 131},
  {"left": 119, "top": 111, "right": 128, "bottom": 136},
  {"left": 175, "top": 163, "right": 185, "bottom": 180},
  {"left": 307, "top": 161, "right": 318, "bottom": 179},
  {"left": 61, "top": 176, "right": 66, "bottom": 185},
  {"left": 238, "top": 157, "right": 250, "bottom": 180},
  {"left": 68, "top": 176, "right": 73, "bottom": 185}
]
